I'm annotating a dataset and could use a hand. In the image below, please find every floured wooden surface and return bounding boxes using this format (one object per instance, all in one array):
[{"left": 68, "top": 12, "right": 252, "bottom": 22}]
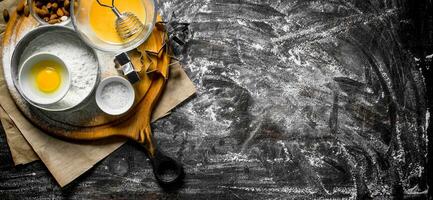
[{"left": 0, "top": 0, "right": 430, "bottom": 199}]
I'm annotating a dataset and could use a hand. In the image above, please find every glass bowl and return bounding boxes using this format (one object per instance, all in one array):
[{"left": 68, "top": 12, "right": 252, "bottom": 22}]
[
  {"left": 27, "top": 0, "right": 72, "bottom": 26},
  {"left": 70, "top": 0, "right": 157, "bottom": 53}
]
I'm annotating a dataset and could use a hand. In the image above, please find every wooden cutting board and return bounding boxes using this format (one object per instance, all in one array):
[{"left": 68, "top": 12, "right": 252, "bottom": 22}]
[{"left": 1, "top": 11, "right": 170, "bottom": 156}]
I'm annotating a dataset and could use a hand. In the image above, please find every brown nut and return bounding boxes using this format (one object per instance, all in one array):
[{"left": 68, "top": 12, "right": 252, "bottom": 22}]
[
  {"left": 48, "top": 19, "right": 60, "bottom": 24},
  {"left": 52, "top": 2, "right": 58, "bottom": 10},
  {"left": 16, "top": 1, "right": 25, "bottom": 15},
  {"left": 56, "top": 8, "right": 64, "bottom": 16},
  {"left": 3, "top": 9, "right": 9, "bottom": 23},
  {"left": 50, "top": 14, "right": 58, "bottom": 20},
  {"left": 43, "top": 6, "right": 50, "bottom": 16},
  {"left": 64, "top": 0, "right": 70, "bottom": 8},
  {"left": 62, "top": 7, "right": 69, "bottom": 16},
  {"left": 24, "top": 5, "right": 30, "bottom": 17},
  {"left": 36, "top": 7, "right": 49, "bottom": 17},
  {"left": 35, "top": 8, "right": 44, "bottom": 17}
]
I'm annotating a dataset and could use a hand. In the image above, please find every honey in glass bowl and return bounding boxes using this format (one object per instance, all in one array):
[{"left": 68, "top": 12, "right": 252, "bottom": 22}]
[
  {"left": 71, "top": 0, "right": 157, "bottom": 52},
  {"left": 89, "top": 0, "right": 147, "bottom": 44}
]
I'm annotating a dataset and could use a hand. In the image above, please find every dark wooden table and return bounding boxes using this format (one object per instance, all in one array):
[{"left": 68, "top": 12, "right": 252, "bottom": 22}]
[{"left": 1, "top": 0, "right": 432, "bottom": 199}]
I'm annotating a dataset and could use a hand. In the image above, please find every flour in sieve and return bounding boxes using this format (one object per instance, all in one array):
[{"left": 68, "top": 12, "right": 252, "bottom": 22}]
[
  {"left": 21, "top": 31, "right": 99, "bottom": 109},
  {"left": 100, "top": 82, "right": 131, "bottom": 109}
]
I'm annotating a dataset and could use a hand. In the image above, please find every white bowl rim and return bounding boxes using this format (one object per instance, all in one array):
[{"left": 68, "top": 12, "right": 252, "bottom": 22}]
[
  {"left": 18, "top": 52, "right": 72, "bottom": 105},
  {"left": 95, "top": 76, "right": 135, "bottom": 116}
]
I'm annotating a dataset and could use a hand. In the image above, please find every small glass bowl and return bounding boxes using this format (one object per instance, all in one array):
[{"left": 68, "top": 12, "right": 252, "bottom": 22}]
[
  {"left": 70, "top": 0, "right": 157, "bottom": 53},
  {"left": 27, "top": 0, "right": 71, "bottom": 26}
]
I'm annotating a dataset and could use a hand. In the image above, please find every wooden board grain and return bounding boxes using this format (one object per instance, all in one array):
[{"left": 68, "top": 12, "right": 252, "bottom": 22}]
[{"left": 1, "top": 11, "right": 169, "bottom": 148}]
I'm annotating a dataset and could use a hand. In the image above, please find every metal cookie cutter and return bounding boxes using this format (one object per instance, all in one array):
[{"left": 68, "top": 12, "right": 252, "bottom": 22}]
[{"left": 114, "top": 52, "right": 140, "bottom": 84}]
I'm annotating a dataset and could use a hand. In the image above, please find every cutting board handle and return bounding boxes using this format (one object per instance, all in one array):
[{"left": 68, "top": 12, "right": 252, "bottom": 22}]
[{"left": 145, "top": 147, "right": 185, "bottom": 189}]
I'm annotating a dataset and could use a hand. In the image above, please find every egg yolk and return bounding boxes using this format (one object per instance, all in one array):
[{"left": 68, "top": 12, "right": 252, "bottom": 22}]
[
  {"left": 36, "top": 67, "right": 60, "bottom": 93},
  {"left": 31, "top": 60, "right": 62, "bottom": 93}
]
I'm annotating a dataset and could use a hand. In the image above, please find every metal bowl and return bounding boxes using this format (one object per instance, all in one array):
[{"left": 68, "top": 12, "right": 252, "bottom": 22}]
[{"left": 10, "top": 25, "right": 100, "bottom": 112}]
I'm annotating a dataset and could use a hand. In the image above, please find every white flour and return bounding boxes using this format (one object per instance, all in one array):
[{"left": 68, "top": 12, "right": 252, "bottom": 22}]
[{"left": 21, "top": 30, "right": 99, "bottom": 109}]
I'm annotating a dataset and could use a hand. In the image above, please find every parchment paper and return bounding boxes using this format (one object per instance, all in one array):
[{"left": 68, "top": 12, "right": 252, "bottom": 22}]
[
  {"left": 0, "top": 60, "right": 196, "bottom": 186},
  {"left": 0, "top": 106, "right": 39, "bottom": 165}
]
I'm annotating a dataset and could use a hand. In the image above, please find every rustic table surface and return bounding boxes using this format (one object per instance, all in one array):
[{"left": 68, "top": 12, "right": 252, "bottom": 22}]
[{"left": 1, "top": 0, "right": 432, "bottom": 199}]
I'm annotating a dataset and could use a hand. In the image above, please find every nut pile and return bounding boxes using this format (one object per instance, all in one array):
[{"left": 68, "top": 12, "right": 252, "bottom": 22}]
[{"left": 32, "top": 0, "right": 73, "bottom": 24}]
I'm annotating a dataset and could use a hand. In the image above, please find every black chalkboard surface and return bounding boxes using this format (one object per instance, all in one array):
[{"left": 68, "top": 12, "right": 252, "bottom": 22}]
[{"left": 1, "top": 0, "right": 432, "bottom": 199}]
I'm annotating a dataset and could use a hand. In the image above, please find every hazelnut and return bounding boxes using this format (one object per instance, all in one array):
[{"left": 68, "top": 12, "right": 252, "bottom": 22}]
[
  {"left": 3, "top": 9, "right": 10, "bottom": 23},
  {"left": 56, "top": 8, "right": 64, "bottom": 16},
  {"left": 24, "top": 6, "right": 30, "bottom": 17},
  {"left": 16, "top": 1, "right": 25, "bottom": 15}
]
